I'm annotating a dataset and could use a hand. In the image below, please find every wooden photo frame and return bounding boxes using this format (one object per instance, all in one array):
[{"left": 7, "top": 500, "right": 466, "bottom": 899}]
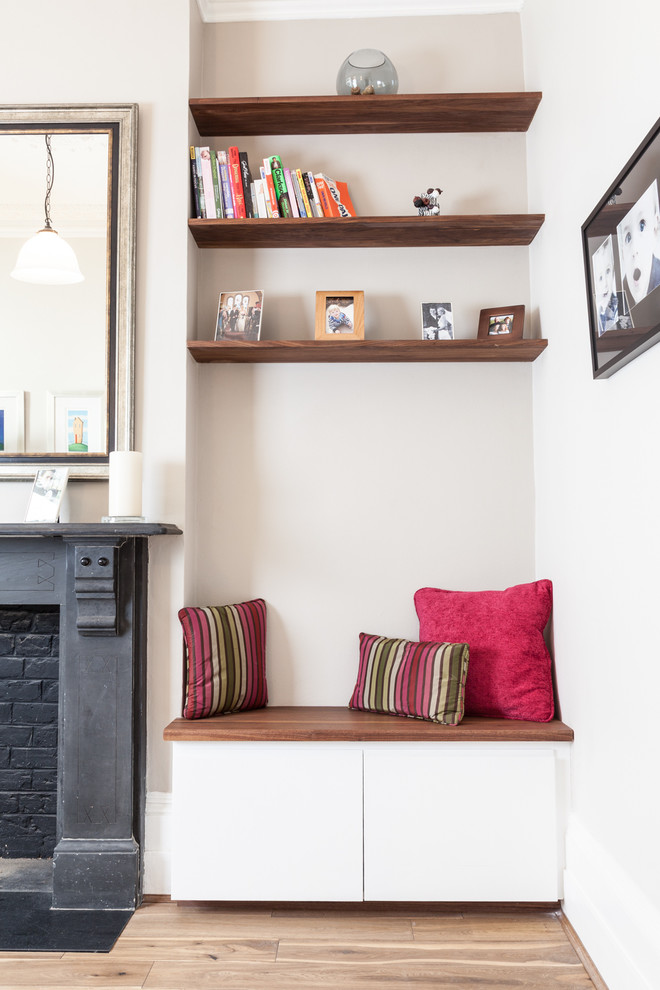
[
  {"left": 315, "top": 291, "right": 364, "bottom": 340},
  {"left": 477, "top": 305, "right": 525, "bottom": 341}
]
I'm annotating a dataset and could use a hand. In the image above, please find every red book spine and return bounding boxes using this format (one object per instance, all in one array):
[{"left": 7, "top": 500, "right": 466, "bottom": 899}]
[{"left": 228, "top": 146, "right": 247, "bottom": 218}]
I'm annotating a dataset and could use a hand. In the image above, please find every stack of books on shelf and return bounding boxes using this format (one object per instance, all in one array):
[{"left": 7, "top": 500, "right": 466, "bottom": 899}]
[{"left": 190, "top": 146, "right": 356, "bottom": 220}]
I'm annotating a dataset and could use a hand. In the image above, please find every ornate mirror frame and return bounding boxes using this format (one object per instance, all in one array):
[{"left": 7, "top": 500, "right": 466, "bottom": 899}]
[{"left": 0, "top": 104, "right": 137, "bottom": 477}]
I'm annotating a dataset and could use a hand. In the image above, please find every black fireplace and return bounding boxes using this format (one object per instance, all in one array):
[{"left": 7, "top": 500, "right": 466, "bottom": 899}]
[{"left": 0, "top": 523, "right": 180, "bottom": 915}]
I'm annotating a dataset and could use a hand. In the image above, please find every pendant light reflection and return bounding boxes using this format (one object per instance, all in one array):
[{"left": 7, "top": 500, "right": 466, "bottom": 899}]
[{"left": 11, "top": 134, "right": 84, "bottom": 285}]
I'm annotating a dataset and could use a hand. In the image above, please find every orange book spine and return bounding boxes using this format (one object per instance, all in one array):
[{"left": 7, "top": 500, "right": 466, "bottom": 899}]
[{"left": 313, "top": 175, "right": 341, "bottom": 217}]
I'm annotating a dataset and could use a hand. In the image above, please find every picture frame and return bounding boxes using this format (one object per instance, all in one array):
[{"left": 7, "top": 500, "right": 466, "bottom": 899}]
[
  {"left": 582, "top": 114, "right": 660, "bottom": 379},
  {"left": 315, "top": 291, "right": 365, "bottom": 340},
  {"left": 421, "top": 302, "right": 454, "bottom": 340},
  {"left": 24, "top": 467, "right": 69, "bottom": 524},
  {"left": 477, "top": 305, "right": 525, "bottom": 341},
  {"left": 0, "top": 391, "right": 25, "bottom": 453},
  {"left": 48, "top": 393, "right": 105, "bottom": 454},
  {"left": 215, "top": 289, "right": 263, "bottom": 341}
]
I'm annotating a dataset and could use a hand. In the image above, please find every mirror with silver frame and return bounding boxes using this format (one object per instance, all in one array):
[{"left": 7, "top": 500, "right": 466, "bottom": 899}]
[{"left": 0, "top": 104, "right": 137, "bottom": 477}]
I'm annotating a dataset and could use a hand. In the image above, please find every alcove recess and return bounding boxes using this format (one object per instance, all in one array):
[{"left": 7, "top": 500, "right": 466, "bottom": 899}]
[{"left": 187, "top": 91, "right": 546, "bottom": 363}]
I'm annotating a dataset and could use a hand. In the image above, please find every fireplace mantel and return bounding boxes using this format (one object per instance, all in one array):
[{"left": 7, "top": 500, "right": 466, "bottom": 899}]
[{"left": 0, "top": 522, "right": 181, "bottom": 910}]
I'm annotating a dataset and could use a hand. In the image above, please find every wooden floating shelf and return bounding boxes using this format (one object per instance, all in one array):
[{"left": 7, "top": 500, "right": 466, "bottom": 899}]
[
  {"left": 187, "top": 338, "right": 548, "bottom": 364},
  {"left": 190, "top": 92, "right": 542, "bottom": 136},
  {"left": 189, "top": 214, "right": 545, "bottom": 249}
]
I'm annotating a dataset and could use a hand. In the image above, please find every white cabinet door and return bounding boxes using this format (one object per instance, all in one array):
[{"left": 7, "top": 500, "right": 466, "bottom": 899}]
[
  {"left": 363, "top": 746, "right": 559, "bottom": 901},
  {"left": 171, "top": 742, "right": 363, "bottom": 901}
]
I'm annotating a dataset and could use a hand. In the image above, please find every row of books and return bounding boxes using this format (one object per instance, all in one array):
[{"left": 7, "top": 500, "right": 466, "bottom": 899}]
[{"left": 190, "top": 146, "right": 356, "bottom": 220}]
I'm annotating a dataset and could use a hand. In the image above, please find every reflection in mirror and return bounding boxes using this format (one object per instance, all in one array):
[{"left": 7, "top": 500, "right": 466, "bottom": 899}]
[
  {"left": 0, "top": 105, "right": 137, "bottom": 476},
  {"left": 583, "top": 115, "right": 660, "bottom": 378}
]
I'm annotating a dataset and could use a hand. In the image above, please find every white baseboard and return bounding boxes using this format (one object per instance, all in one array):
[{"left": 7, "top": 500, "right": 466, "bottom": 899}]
[
  {"left": 143, "top": 791, "right": 172, "bottom": 896},
  {"left": 563, "top": 819, "right": 660, "bottom": 990}
]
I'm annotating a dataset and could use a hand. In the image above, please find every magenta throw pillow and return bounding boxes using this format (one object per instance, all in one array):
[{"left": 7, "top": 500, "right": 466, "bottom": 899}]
[
  {"left": 414, "top": 580, "right": 554, "bottom": 722},
  {"left": 179, "top": 599, "right": 267, "bottom": 719}
]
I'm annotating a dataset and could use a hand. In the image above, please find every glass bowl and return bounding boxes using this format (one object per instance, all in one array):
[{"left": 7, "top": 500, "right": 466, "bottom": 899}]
[{"left": 336, "top": 49, "right": 399, "bottom": 96}]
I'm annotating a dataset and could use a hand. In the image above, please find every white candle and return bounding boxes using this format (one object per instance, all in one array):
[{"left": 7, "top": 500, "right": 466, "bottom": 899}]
[{"left": 108, "top": 450, "right": 143, "bottom": 517}]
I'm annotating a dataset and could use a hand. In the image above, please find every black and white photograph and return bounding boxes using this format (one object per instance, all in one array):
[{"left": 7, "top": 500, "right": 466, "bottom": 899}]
[
  {"left": 616, "top": 180, "right": 660, "bottom": 309},
  {"left": 421, "top": 302, "right": 454, "bottom": 339},
  {"left": 591, "top": 235, "right": 632, "bottom": 336},
  {"left": 215, "top": 289, "right": 263, "bottom": 341},
  {"left": 24, "top": 467, "right": 69, "bottom": 523}
]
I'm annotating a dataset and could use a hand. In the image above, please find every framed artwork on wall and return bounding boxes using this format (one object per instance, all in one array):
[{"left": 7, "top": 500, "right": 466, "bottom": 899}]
[
  {"left": 315, "top": 291, "right": 365, "bottom": 341},
  {"left": 582, "top": 114, "right": 660, "bottom": 378},
  {"left": 48, "top": 393, "right": 104, "bottom": 454},
  {"left": 0, "top": 391, "right": 25, "bottom": 453},
  {"left": 477, "top": 305, "right": 525, "bottom": 341}
]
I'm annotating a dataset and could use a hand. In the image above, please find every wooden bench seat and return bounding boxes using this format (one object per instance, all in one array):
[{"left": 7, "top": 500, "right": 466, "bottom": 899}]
[
  {"left": 164, "top": 705, "right": 572, "bottom": 903},
  {"left": 163, "top": 705, "right": 574, "bottom": 743}
]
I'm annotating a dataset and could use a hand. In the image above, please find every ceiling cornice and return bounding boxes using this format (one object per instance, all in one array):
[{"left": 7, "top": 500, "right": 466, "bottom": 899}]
[{"left": 195, "top": 0, "right": 524, "bottom": 23}]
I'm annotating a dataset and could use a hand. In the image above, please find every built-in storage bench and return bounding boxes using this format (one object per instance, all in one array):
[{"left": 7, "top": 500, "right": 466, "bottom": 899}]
[{"left": 164, "top": 706, "right": 573, "bottom": 903}]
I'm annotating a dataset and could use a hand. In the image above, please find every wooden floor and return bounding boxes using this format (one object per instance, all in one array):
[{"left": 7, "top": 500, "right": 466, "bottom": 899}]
[{"left": 0, "top": 901, "right": 601, "bottom": 989}]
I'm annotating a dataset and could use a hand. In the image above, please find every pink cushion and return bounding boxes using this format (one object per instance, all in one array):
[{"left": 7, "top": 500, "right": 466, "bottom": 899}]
[{"left": 414, "top": 580, "right": 554, "bottom": 722}]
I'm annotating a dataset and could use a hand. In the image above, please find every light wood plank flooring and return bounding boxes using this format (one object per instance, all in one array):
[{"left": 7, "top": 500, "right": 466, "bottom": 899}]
[{"left": 0, "top": 901, "right": 601, "bottom": 989}]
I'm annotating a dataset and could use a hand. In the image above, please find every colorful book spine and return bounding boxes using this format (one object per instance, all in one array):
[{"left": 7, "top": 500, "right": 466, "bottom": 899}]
[
  {"left": 239, "top": 151, "right": 255, "bottom": 218},
  {"left": 253, "top": 178, "right": 268, "bottom": 218},
  {"left": 295, "top": 168, "right": 313, "bottom": 217},
  {"left": 210, "top": 150, "right": 224, "bottom": 218},
  {"left": 283, "top": 167, "right": 300, "bottom": 218},
  {"left": 260, "top": 162, "right": 280, "bottom": 218},
  {"left": 216, "top": 150, "right": 234, "bottom": 219},
  {"left": 190, "top": 146, "right": 202, "bottom": 218},
  {"left": 228, "top": 146, "right": 247, "bottom": 218},
  {"left": 269, "top": 155, "right": 293, "bottom": 218},
  {"left": 199, "top": 147, "right": 216, "bottom": 218},
  {"left": 303, "top": 171, "right": 324, "bottom": 217},
  {"left": 313, "top": 174, "right": 338, "bottom": 218}
]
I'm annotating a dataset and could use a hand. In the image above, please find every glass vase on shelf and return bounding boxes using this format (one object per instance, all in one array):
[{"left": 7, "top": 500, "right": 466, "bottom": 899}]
[{"left": 336, "top": 49, "right": 399, "bottom": 96}]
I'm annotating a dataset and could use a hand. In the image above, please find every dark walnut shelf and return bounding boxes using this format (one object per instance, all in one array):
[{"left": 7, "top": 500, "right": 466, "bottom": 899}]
[
  {"left": 190, "top": 92, "right": 542, "bottom": 136},
  {"left": 189, "top": 214, "right": 545, "bottom": 249},
  {"left": 188, "top": 339, "right": 548, "bottom": 364}
]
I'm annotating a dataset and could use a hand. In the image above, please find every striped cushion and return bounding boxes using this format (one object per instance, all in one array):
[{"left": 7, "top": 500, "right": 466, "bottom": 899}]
[
  {"left": 179, "top": 599, "right": 267, "bottom": 719},
  {"left": 349, "top": 633, "right": 469, "bottom": 725}
]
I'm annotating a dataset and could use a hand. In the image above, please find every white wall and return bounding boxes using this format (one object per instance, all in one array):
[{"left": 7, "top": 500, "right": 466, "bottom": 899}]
[
  {"left": 522, "top": 1, "right": 660, "bottom": 986},
  {"left": 0, "top": 0, "right": 191, "bottom": 834},
  {"left": 190, "top": 14, "right": 539, "bottom": 707}
]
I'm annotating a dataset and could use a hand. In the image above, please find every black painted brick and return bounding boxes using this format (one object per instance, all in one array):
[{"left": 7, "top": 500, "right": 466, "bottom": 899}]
[
  {"left": 41, "top": 681, "right": 59, "bottom": 704},
  {"left": 0, "top": 703, "right": 11, "bottom": 722},
  {"left": 0, "top": 633, "right": 15, "bottom": 654},
  {"left": 16, "top": 792, "right": 57, "bottom": 815},
  {"left": 33, "top": 770, "right": 57, "bottom": 790},
  {"left": 0, "top": 769, "right": 33, "bottom": 791},
  {"left": 15, "top": 635, "right": 52, "bottom": 657},
  {"left": 0, "top": 835, "right": 47, "bottom": 857},
  {"left": 0, "top": 725, "right": 32, "bottom": 747},
  {"left": 50, "top": 635, "right": 59, "bottom": 657},
  {"left": 33, "top": 612, "right": 60, "bottom": 634},
  {"left": 4, "top": 679, "right": 42, "bottom": 703},
  {"left": 23, "top": 658, "right": 59, "bottom": 680},
  {"left": 0, "top": 749, "right": 8, "bottom": 769},
  {"left": 0, "top": 794, "right": 19, "bottom": 814},
  {"left": 0, "top": 658, "right": 23, "bottom": 677},
  {"left": 10, "top": 748, "right": 58, "bottom": 770},
  {"left": 0, "top": 611, "right": 35, "bottom": 633},
  {"left": 10, "top": 703, "right": 58, "bottom": 726},
  {"left": 31, "top": 725, "right": 57, "bottom": 748}
]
